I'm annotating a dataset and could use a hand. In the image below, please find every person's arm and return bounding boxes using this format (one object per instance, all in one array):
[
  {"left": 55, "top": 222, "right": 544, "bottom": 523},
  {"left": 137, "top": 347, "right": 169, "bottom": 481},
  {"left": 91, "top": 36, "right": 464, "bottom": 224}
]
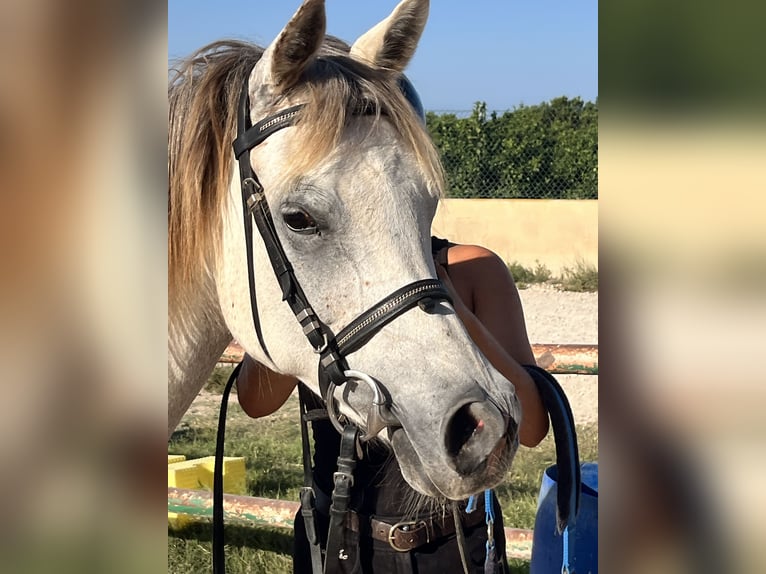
[
  {"left": 445, "top": 245, "right": 536, "bottom": 365},
  {"left": 437, "top": 246, "right": 549, "bottom": 447},
  {"left": 236, "top": 355, "right": 298, "bottom": 418}
]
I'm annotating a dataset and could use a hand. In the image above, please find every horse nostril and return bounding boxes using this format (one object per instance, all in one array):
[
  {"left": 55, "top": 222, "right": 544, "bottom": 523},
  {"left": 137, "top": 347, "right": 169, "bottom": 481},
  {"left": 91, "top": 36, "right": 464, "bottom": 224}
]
[
  {"left": 445, "top": 402, "right": 482, "bottom": 459},
  {"left": 445, "top": 401, "right": 508, "bottom": 475}
]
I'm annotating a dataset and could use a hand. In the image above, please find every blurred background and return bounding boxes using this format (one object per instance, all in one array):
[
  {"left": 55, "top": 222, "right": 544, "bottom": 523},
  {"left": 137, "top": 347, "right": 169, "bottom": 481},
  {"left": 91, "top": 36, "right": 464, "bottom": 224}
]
[
  {"left": 0, "top": 0, "right": 764, "bottom": 572},
  {"left": 599, "top": 1, "right": 766, "bottom": 572},
  {"left": 0, "top": 0, "right": 167, "bottom": 571}
]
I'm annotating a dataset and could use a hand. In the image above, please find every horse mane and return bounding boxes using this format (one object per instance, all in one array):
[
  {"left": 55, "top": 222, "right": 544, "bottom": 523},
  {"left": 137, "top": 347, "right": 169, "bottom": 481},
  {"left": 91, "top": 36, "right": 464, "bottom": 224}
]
[
  {"left": 169, "top": 40, "right": 260, "bottom": 321},
  {"left": 168, "top": 38, "right": 443, "bottom": 319}
]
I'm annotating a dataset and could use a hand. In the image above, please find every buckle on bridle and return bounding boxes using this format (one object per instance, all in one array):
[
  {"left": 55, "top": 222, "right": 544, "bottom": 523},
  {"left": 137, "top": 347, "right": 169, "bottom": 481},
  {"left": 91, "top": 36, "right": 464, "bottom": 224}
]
[
  {"left": 388, "top": 520, "right": 428, "bottom": 552},
  {"left": 332, "top": 471, "right": 354, "bottom": 488},
  {"left": 312, "top": 332, "right": 329, "bottom": 355},
  {"left": 242, "top": 177, "right": 264, "bottom": 212}
]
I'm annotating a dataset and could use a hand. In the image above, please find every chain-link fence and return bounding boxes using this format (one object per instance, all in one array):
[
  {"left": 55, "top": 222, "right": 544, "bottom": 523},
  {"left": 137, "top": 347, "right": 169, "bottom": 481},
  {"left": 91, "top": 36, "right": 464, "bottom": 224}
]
[{"left": 426, "top": 98, "right": 597, "bottom": 199}]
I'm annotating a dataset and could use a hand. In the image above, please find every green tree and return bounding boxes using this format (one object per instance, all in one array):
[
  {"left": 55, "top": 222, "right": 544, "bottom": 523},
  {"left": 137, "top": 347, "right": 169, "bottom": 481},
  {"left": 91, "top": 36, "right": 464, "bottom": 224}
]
[{"left": 426, "top": 97, "right": 598, "bottom": 199}]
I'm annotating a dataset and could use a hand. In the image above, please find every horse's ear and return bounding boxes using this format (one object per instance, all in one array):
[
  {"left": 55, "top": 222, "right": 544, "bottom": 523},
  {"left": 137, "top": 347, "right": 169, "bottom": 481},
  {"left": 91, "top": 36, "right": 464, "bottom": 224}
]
[
  {"left": 262, "top": 0, "right": 326, "bottom": 91},
  {"left": 349, "top": 0, "right": 429, "bottom": 72}
]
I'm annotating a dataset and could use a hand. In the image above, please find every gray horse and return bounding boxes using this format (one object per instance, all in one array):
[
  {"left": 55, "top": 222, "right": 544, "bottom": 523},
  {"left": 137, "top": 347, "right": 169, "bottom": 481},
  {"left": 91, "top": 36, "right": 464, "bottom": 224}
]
[{"left": 168, "top": 0, "right": 521, "bottom": 500}]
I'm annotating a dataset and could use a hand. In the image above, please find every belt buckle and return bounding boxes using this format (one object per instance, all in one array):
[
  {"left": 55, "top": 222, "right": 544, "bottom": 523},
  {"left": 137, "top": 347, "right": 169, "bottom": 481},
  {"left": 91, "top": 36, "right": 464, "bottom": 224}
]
[{"left": 388, "top": 520, "right": 428, "bottom": 552}]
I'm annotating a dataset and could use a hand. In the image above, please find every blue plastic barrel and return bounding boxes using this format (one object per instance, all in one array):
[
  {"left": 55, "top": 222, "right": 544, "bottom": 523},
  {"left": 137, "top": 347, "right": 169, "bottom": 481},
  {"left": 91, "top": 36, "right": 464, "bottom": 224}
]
[{"left": 530, "top": 462, "right": 598, "bottom": 574}]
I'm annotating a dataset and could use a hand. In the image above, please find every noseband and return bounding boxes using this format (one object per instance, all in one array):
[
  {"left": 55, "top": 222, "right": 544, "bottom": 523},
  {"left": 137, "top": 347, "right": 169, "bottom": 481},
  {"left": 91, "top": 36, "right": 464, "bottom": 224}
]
[{"left": 231, "top": 80, "right": 451, "bottom": 440}]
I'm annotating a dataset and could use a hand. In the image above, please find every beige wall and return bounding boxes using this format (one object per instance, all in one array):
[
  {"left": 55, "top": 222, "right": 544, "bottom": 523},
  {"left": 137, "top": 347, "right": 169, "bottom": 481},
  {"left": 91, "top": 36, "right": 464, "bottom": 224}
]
[{"left": 432, "top": 199, "right": 598, "bottom": 274}]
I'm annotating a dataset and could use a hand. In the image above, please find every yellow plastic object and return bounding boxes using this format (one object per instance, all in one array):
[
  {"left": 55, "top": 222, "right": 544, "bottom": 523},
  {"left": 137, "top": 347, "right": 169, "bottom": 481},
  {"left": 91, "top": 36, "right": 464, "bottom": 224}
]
[
  {"left": 168, "top": 455, "right": 247, "bottom": 528},
  {"left": 195, "top": 456, "right": 247, "bottom": 494}
]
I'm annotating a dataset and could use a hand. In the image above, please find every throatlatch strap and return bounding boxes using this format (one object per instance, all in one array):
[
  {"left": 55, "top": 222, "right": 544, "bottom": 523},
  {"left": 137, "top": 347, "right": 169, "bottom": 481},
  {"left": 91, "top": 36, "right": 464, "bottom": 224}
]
[{"left": 213, "top": 362, "right": 243, "bottom": 574}]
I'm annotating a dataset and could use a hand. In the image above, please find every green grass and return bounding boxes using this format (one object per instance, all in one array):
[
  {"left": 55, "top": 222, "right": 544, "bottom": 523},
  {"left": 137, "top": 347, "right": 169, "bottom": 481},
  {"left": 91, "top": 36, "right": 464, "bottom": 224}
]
[
  {"left": 169, "top": 371, "right": 598, "bottom": 573},
  {"left": 169, "top": 524, "right": 293, "bottom": 573},
  {"left": 507, "top": 260, "right": 598, "bottom": 292},
  {"left": 202, "top": 365, "right": 238, "bottom": 394}
]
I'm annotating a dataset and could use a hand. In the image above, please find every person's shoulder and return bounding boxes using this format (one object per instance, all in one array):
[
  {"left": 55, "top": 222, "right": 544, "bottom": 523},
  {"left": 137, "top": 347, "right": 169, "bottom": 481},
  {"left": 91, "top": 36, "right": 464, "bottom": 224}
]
[
  {"left": 447, "top": 244, "right": 513, "bottom": 289},
  {"left": 448, "top": 243, "right": 503, "bottom": 266}
]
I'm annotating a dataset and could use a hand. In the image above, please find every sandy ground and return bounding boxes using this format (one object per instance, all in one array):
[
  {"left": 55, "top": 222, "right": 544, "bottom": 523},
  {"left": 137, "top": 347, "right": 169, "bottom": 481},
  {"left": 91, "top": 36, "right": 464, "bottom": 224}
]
[{"left": 519, "top": 284, "right": 598, "bottom": 426}]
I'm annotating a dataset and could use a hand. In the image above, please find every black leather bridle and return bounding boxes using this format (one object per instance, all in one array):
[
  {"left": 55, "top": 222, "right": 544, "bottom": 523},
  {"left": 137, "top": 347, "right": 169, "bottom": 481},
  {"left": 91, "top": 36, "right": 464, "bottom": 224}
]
[
  {"left": 212, "top": 75, "right": 453, "bottom": 573},
  {"left": 231, "top": 81, "right": 451, "bottom": 434}
]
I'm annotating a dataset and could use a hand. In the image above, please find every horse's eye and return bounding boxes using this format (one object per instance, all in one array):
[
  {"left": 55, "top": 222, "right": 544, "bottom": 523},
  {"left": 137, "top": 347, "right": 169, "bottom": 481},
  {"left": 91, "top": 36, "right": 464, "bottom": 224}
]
[{"left": 283, "top": 210, "right": 319, "bottom": 235}]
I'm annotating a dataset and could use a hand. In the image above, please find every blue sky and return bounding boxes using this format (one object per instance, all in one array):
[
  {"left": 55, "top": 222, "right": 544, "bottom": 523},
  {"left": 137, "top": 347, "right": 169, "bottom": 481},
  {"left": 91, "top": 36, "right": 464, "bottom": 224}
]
[{"left": 168, "top": 0, "right": 597, "bottom": 111}]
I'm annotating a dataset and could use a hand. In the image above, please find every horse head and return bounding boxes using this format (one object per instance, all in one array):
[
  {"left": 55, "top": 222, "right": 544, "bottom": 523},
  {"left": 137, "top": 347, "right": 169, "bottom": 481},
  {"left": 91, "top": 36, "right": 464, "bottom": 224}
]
[{"left": 170, "top": 0, "right": 522, "bottom": 501}]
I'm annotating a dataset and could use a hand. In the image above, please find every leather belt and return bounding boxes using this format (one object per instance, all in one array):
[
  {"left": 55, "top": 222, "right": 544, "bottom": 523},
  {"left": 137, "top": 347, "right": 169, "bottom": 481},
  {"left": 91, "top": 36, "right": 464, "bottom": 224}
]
[
  {"left": 312, "top": 482, "right": 487, "bottom": 552},
  {"left": 346, "top": 507, "right": 486, "bottom": 552}
]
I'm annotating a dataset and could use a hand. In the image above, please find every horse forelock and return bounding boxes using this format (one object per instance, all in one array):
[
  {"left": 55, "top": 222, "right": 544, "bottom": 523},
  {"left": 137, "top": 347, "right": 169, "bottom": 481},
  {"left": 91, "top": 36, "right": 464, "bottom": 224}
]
[
  {"left": 284, "top": 44, "right": 444, "bottom": 198},
  {"left": 168, "top": 37, "right": 443, "bottom": 320}
]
